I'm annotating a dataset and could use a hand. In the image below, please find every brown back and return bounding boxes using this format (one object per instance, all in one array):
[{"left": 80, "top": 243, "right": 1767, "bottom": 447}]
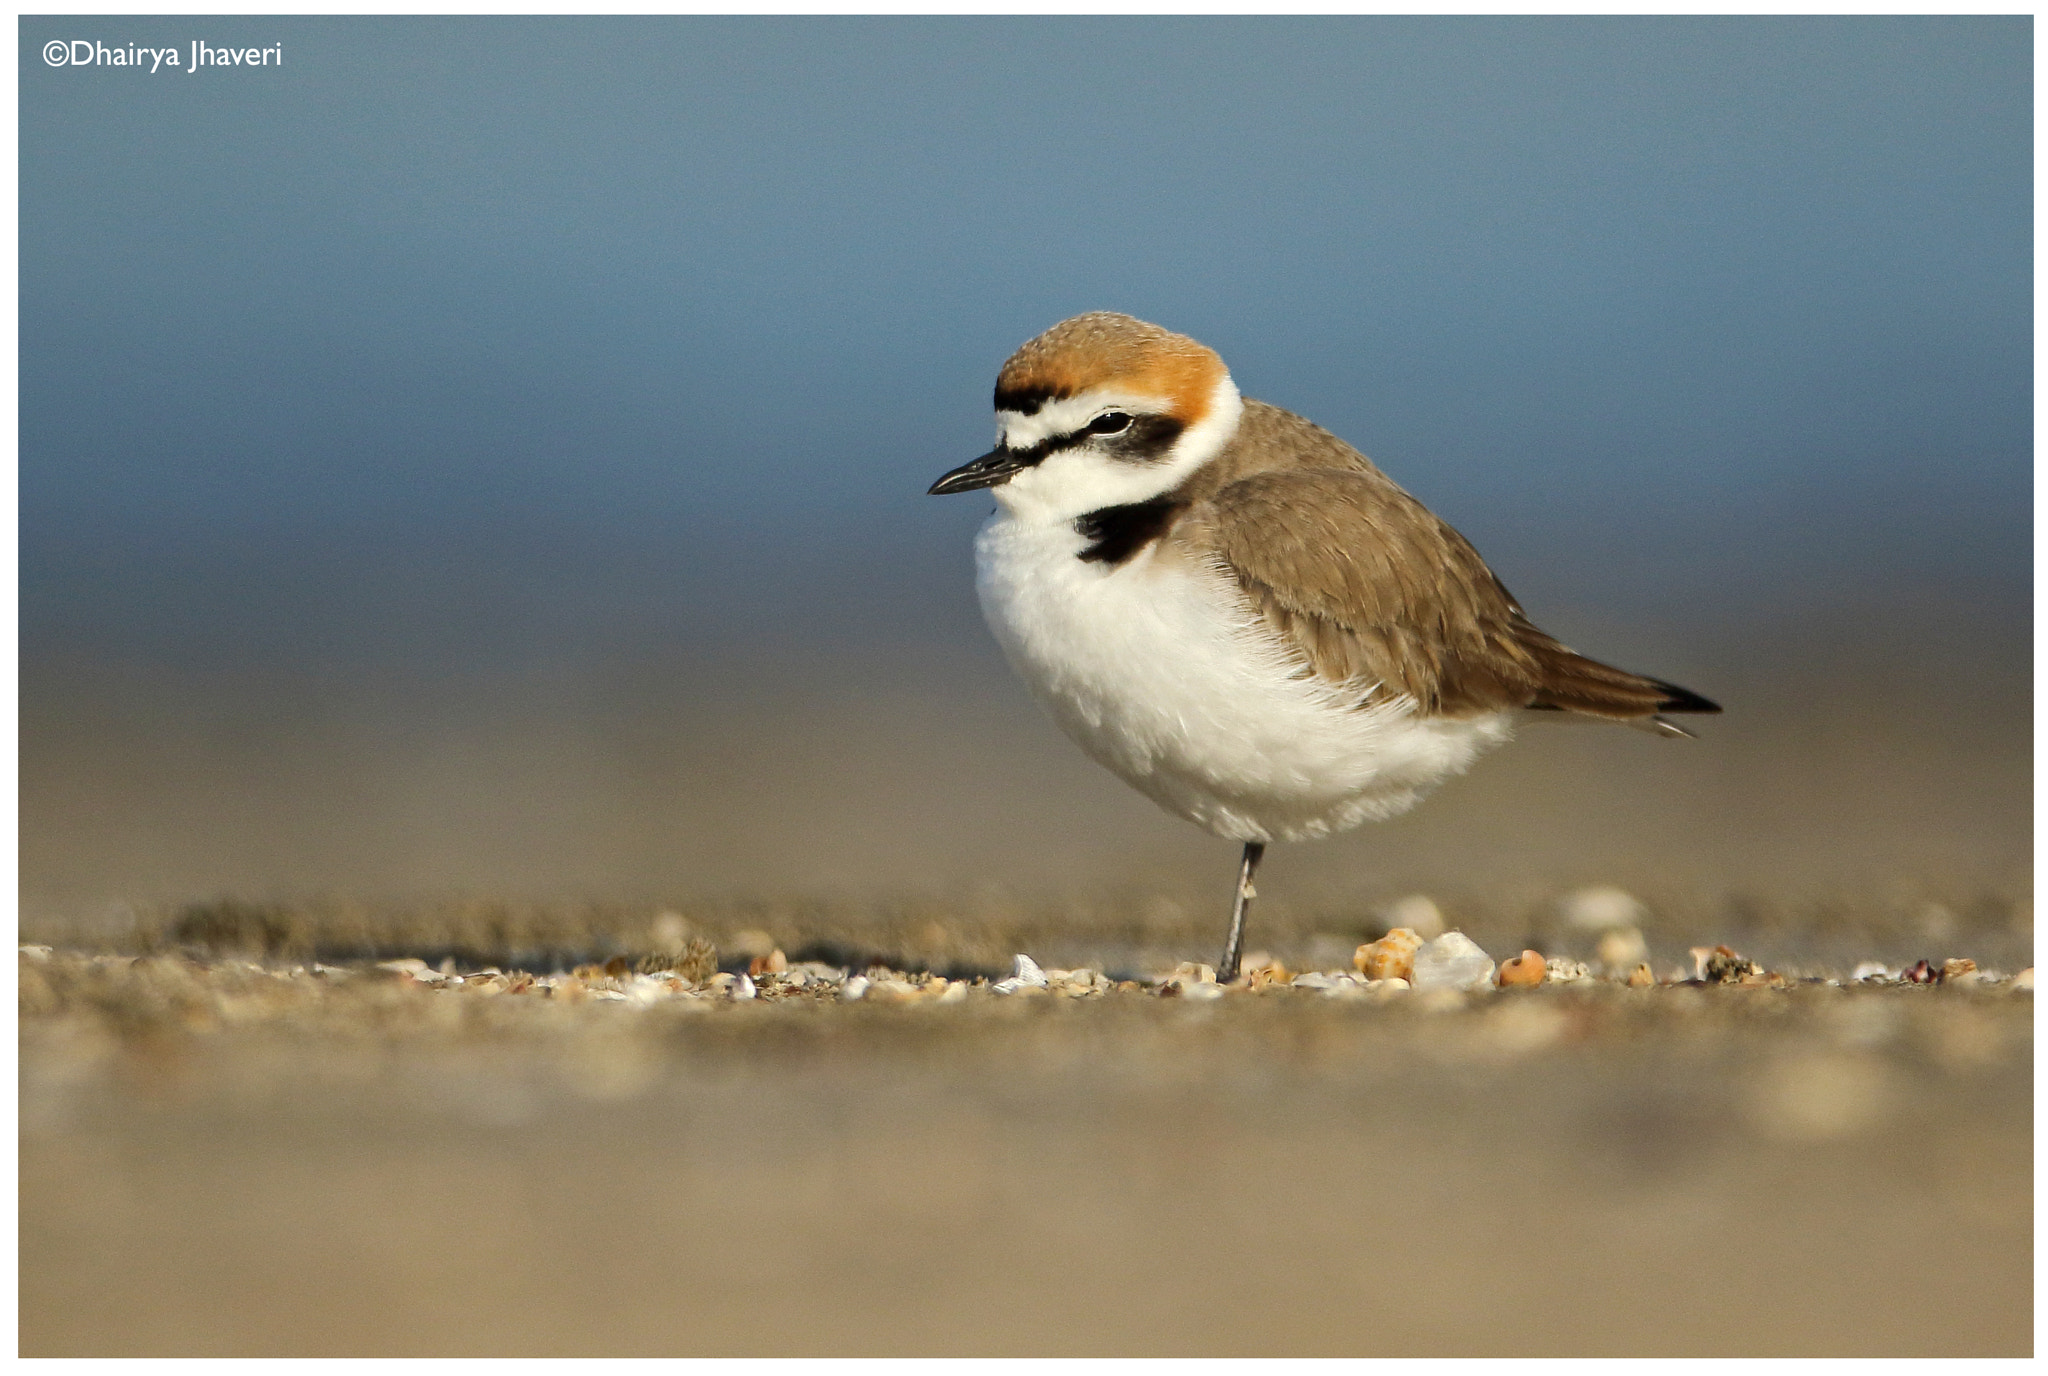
[{"left": 1169, "top": 401, "right": 1717, "bottom": 721}]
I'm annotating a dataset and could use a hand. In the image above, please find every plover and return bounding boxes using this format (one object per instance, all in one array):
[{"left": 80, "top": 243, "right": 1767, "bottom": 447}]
[{"left": 930, "top": 312, "right": 1718, "bottom": 982}]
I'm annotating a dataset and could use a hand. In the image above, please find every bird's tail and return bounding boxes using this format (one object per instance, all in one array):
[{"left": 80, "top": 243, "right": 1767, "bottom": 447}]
[{"left": 1517, "top": 628, "right": 1721, "bottom": 726}]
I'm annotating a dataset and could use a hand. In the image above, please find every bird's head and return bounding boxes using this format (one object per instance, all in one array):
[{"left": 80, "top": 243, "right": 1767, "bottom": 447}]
[{"left": 930, "top": 312, "right": 1243, "bottom": 522}]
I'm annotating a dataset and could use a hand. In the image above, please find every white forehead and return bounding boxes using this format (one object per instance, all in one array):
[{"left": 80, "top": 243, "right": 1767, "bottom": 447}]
[{"left": 994, "top": 389, "right": 1170, "bottom": 450}]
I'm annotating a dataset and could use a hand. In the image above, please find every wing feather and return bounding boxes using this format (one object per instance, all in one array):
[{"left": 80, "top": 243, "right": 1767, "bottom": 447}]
[{"left": 1198, "top": 468, "right": 1714, "bottom": 720}]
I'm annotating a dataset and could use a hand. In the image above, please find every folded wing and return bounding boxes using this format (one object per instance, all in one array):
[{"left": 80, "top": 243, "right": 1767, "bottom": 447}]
[{"left": 1198, "top": 468, "right": 1720, "bottom": 722}]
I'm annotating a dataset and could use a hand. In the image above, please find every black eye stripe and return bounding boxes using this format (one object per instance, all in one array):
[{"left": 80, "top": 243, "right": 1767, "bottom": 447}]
[{"left": 996, "top": 412, "right": 1188, "bottom": 467}]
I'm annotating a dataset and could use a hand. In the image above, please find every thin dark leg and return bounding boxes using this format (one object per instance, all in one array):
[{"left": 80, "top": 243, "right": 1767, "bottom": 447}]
[{"left": 1217, "top": 841, "right": 1266, "bottom": 983}]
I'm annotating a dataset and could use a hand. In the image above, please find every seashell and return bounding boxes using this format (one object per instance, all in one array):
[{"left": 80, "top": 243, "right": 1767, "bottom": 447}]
[
  {"left": 1496, "top": 950, "right": 1546, "bottom": 988},
  {"left": 992, "top": 953, "right": 1051, "bottom": 995},
  {"left": 1354, "top": 928, "right": 1422, "bottom": 982}
]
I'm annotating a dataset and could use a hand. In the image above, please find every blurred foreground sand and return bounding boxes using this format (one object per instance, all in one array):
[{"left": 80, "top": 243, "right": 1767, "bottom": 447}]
[{"left": 20, "top": 946, "right": 2031, "bottom": 1357}]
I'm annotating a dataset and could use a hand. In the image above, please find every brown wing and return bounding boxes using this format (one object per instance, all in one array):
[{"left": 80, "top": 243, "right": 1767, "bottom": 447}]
[{"left": 1198, "top": 468, "right": 1717, "bottom": 720}]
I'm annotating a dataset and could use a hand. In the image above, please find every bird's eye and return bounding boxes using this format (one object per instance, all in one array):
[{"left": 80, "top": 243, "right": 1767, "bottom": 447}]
[{"left": 1086, "top": 411, "right": 1133, "bottom": 436}]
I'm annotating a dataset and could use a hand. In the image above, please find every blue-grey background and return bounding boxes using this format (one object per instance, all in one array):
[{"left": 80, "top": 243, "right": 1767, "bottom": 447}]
[{"left": 21, "top": 17, "right": 2031, "bottom": 924}]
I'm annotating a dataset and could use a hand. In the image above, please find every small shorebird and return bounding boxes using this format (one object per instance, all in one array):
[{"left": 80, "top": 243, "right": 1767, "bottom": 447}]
[{"left": 930, "top": 312, "right": 1718, "bottom": 981}]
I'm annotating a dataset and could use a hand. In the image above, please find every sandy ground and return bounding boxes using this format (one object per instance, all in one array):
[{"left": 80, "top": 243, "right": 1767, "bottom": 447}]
[{"left": 19, "top": 932, "right": 2032, "bottom": 1358}]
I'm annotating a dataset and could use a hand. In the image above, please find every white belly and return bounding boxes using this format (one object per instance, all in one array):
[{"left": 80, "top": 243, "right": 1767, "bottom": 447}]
[{"left": 973, "top": 512, "right": 1514, "bottom": 844}]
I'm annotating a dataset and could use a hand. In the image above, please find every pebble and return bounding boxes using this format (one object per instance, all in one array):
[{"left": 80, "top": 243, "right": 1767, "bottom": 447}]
[
  {"left": 992, "top": 954, "right": 1051, "bottom": 995},
  {"left": 1560, "top": 885, "right": 1647, "bottom": 932},
  {"left": 1379, "top": 894, "right": 1445, "bottom": 940},
  {"left": 1410, "top": 932, "right": 1496, "bottom": 993},
  {"left": 1691, "top": 945, "right": 1764, "bottom": 984},
  {"left": 1626, "top": 963, "right": 1656, "bottom": 989},
  {"left": 1355, "top": 928, "right": 1422, "bottom": 982},
  {"left": 1543, "top": 957, "right": 1591, "bottom": 984},
  {"left": 748, "top": 949, "right": 789, "bottom": 977},
  {"left": 863, "top": 977, "right": 923, "bottom": 1003},
  {"left": 2013, "top": 968, "right": 2034, "bottom": 991},
  {"left": 840, "top": 976, "right": 871, "bottom": 1002},
  {"left": 1157, "top": 962, "right": 1222, "bottom": 999},
  {"left": 1940, "top": 958, "right": 1978, "bottom": 984},
  {"left": 1496, "top": 950, "right": 1546, "bottom": 988},
  {"left": 1596, "top": 927, "right": 1648, "bottom": 971},
  {"left": 1851, "top": 962, "right": 1896, "bottom": 983}
]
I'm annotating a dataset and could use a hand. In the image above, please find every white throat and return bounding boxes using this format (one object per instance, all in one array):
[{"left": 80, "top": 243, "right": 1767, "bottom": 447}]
[{"left": 989, "top": 374, "right": 1243, "bottom": 525}]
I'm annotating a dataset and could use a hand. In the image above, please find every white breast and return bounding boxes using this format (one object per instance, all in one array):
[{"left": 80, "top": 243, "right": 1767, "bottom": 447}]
[{"left": 973, "top": 511, "right": 1514, "bottom": 844}]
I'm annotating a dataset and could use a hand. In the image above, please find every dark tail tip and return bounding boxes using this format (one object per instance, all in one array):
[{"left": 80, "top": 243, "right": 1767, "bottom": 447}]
[{"left": 1652, "top": 680, "right": 1721, "bottom": 714}]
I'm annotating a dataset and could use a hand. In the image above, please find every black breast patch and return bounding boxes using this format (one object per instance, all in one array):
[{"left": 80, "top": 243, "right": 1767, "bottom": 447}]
[{"left": 1075, "top": 498, "right": 1181, "bottom": 567}]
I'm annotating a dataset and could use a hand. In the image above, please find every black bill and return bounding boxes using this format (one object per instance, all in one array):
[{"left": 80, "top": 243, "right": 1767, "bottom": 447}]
[{"left": 928, "top": 447, "right": 1032, "bottom": 495}]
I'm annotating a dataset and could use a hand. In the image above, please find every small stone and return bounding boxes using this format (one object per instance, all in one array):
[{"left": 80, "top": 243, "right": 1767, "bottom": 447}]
[
  {"left": 1179, "top": 981, "right": 1225, "bottom": 1002},
  {"left": 1170, "top": 961, "right": 1216, "bottom": 985},
  {"left": 1543, "top": 957, "right": 1591, "bottom": 984},
  {"left": 840, "top": 975, "right": 870, "bottom": 1001},
  {"left": 1496, "top": 950, "right": 1546, "bottom": 988},
  {"left": 1410, "top": 932, "right": 1495, "bottom": 992},
  {"left": 865, "top": 977, "right": 923, "bottom": 1003},
  {"left": 2012, "top": 968, "right": 2034, "bottom": 991},
  {"left": 748, "top": 949, "right": 789, "bottom": 977},
  {"left": 1851, "top": 961, "right": 1896, "bottom": 983},
  {"left": 1691, "top": 945, "right": 1763, "bottom": 984},
  {"left": 1380, "top": 894, "right": 1445, "bottom": 940},
  {"left": 1626, "top": 962, "right": 1656, "bottom": 988},
  {"left": 1940, "top": 958, "right": 1978, "bottom": 983},
  {"left": 1560, "top": 885, "right": 1647, "bottom": 932},
  {"left": 731, "top": 973, "right": 757, "bottom": 1000},
  {"left": 1355, "top": 928, "right": 1422, "bottom": 982},
  {"left": 1596, "top": 927, "right": 1648, "bottom": 971}
]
